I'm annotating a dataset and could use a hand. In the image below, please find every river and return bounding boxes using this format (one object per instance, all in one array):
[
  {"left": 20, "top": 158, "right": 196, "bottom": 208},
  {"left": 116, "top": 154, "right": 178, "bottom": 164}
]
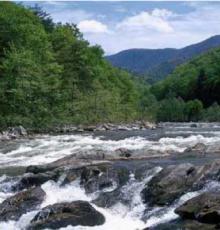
[{"left": 1, "top": 123, "right": 220, "bottom": 230}]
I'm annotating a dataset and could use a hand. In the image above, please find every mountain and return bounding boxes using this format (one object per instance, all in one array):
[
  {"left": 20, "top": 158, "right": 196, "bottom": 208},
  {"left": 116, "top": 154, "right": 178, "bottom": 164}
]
[
  {"left": 151, "top": 46, "right": 220, "bottom": 107},
  {"left": 106, "top": 35, "right": 220, "bottom": 82}
]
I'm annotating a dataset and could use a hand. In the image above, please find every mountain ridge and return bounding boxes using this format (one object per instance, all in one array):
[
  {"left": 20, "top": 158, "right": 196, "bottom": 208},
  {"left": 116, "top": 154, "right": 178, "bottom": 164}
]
[{"left": 106, "top": 35, "right": 220, "bottom": 82}]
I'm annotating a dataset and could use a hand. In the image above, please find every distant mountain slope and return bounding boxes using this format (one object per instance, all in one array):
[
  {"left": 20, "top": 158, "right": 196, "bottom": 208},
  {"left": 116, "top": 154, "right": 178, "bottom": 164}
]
[
  {"left": 151, "top": 46, "right": 220, "bottom": 107},
  {"left": 106, "top": 35, "right": 220, "bottom": 82}
]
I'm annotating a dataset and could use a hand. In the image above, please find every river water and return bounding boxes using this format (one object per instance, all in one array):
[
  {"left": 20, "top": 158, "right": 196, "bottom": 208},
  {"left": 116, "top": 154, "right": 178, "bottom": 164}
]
[{"left": 1, "top": 123, "right": 220, "bottom": 230}]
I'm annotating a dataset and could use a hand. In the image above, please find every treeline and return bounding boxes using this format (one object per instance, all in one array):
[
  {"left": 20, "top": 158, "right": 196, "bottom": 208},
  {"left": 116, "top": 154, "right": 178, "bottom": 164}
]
[
  {"left": 0, "top": 2, "right": 156, "bottom": 128},
  {"left": 151, "top": 47, "right": 220, "bottom": 122}
]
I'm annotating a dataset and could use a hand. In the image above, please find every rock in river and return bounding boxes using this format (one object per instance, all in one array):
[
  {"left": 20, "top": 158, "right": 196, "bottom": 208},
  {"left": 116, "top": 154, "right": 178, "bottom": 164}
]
[
  {"left": 13, "top": 171, "right": 59, "bottom": 191},
  {"left": 141, "top": 163, "right": 205, "bottom": 206},
  {"left": 175, "top": 192, "right": 220, "bottom": 224},
  {"left": 27, "top": 201, "right": 105, "bottom": 229},
  {"left": 0, "top": 187, "right": 45, "bottom": 221}
]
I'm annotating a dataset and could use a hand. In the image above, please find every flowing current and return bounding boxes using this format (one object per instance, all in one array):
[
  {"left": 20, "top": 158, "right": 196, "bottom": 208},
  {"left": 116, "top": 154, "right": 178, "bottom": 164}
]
[{"left": 1, "top": 122, "right": 220, "bottom": 230}]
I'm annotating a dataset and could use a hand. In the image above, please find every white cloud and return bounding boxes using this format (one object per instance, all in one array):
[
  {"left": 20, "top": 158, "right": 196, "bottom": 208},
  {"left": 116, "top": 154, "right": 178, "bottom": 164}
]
[
  {"left": 78, "top": 20, "right": 109, "bottom": 33},
  {"left": 39, "top": 2, "right": 220, "bottom": 54},
  {"left": 116, "top": 10, "right": 174, "bottom": 33}
]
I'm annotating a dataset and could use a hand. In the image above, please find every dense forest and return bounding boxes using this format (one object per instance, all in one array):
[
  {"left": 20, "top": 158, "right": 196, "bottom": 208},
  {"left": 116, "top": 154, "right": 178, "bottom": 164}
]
[
  {"left": 0, "top": 2, "right": 220, "bottom": 129},
  {"left": 0, "top": 2, "right": 156, "bottom": 128},
  {"left": 151, "top": 48, "right": 220, "bottom": 122}
]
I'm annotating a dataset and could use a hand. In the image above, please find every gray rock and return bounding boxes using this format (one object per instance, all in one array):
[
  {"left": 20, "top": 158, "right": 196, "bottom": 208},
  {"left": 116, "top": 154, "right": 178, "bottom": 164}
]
[
  {"left": 27, "top": 201, "right": 105, "bottom": 229},
  {"left": 0, "top": 187, "right": 45, "bottom": 221},
  {"left": 80, "top": 164, "right": 119, "bottom": 193},
  {"left": 148, "top": 219, "right": 216, "bottom": 230},
  {"left": 84, "top": 126, "right": 96, "bottom": 132},
  {"left": 184, "top": 143, "right": 207, "bottom": 154},
  {"left": 8, "top": 126, "right": 27, "bottom": 137},
  {"left": 141, "top": 163, "right": 206, "bottom": 206},
  {"left": 92, "top": 189, "right": 121, "bottom": 208},
  {"left": 13, "top": 171, "right": 59, "bottom": 191},
  {"left": 175, "top": 192, "right": 220, "bottom": 224}
]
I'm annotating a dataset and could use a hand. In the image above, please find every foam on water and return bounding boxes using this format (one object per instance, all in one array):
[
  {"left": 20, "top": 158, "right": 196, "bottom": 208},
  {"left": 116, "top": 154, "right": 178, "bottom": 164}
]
[
  {"left": 1, "top": 129, "right": 220, "bottom": 167},
  {"left": 1, "top": 170, "right": 220, "bottom": 229},
  {"left": 1, "top": 124, "right": 220, "bottom": 229},
  {"left": 0, "top": 167, "right": 161, "bottom": 230}
]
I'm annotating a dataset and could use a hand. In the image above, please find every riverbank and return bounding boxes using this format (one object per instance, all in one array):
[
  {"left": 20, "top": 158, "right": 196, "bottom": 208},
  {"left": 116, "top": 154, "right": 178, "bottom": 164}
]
[{"left": 0, "top": 121, "right": 157, "bottom": 141}]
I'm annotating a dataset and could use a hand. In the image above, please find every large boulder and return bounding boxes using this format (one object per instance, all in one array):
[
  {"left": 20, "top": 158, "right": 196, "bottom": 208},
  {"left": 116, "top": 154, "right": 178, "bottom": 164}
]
[
  {"left": 7, "top": 126, "right": 27, "bottom": 138},
  {"left": 141, "top": 163, "right": 206, "bottom": 206},
  {"left": 13, "top": 171, "right": 59, "bottom": 191},
  {"left": 0, "top": 187, "right": 45, "bottom": 221},
  {"left": 27, "top": 201, "right": 105, "bottom": 229},
  {"left": 80, "top": 164, "right": 130, "bottom": 194},
  {"left": 175, "top": 192, "right": 220, "bottom": 224},
  {"left": 80, "top": 164, "right": 119, "bottom": 193}
]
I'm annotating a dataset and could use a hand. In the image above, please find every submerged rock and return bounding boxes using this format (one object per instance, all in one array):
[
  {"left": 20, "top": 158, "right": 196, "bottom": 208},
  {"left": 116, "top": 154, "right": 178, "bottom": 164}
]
[
  {"left": 27, "top": 201, "right": 105, "bottom": 229},
  {"left": 141, "top": 163, "right": 205, "bottom": 206},
  {"left": 0, "top": 187, "right": 45, "bottom": 221},
  {"left": 175, "top": 192, "right": 220, "bottom": 224}
]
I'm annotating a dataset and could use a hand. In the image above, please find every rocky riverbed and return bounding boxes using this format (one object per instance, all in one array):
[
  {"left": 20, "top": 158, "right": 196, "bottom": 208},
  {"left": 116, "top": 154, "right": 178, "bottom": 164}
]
[{"left": 1, "top": 123, "right": 220, "bottom": 229}]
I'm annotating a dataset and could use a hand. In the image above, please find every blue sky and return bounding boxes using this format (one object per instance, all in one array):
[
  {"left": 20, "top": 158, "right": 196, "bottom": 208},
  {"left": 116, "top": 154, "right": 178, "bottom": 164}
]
[{"left": 22, "top": 1, "right": 220, "bottom": 54}]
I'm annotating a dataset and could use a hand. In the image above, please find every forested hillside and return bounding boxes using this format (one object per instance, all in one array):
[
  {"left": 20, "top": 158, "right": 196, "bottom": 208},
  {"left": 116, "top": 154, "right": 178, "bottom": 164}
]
[
  {"left": 106, "top": 36, "right": 220, "bottom": 82},
  {"left": 151, "top": 47, "right": 220, "bottom": 121},
  {"left": 1, "top": 2, "right": 220, "bottom": 127},
  {"left": 0, "top": 2, "right": 155, "bottom": 128}
]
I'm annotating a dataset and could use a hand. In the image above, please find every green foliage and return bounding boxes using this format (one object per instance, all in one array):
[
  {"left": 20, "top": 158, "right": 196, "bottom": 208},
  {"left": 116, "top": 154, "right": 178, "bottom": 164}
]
[
  {"left": 151, "top": 48, "right": 220, "bottom": 106},
  {"left": 156, "top": 98, "right": 203, "bottom": 122},
  {"left": 3, "top": 2, "right": 217, "bottom": 126},
  {"left": 156, "top": 97, "right": 186, "bottom": 122},
  {"left": 0, "top": 2, "right": 153, "bottom": 128},
  {"left": 202, "top": 103, "right": 220, "bottom": 122},
  {"left": 185, "top": 99, "right": 203, "bottom": 121}
]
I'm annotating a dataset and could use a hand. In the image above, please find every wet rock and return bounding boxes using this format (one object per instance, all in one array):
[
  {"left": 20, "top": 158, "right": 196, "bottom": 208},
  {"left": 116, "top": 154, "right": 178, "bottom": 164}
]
[
  {"left": 93, "top": 189, "right": 121, "bottom": 208},
  {"left": 184, "top": 143, "right": 207, "bottom": 154},
  {"left": 190, "top": 123, "right": 198, "bottom": 128},
  {"left": 84, "top": 126, "right": 96, "bottom": 132},
  {"left": 27, "top": 201, "right": 105, "bottom": 229},
  {"left": 148, "top": 219, "right": 216, "bottom": 230},
  {"left": 60, "top": 167, "right": 82, "bottom": 185},
  {"left": 141, "top": 163, "right": 205, "bottom": 206},
  {"left": 95, "top": 125, "right": 107, "bottom": 131},
  {"left": 118, "top": 125, "right": 131, "bottom": 131},
  {"left": 7, "top": 126, "right": 27, "bottom": 138},
  {"left": 13, "top": 171, "right": 59, "bottom": 191},
  {"left": 175, "top": 192, "right": 220, "bottom": 224},
  {"left": 80, "top": 164, "right": 119, "bottom": 193},
  {"left": 115, "top": 148, "right": 132, "bottom": 158},
  {"left": 142, "top": 121, "right": 156, "bottom": 129},
  {"left": 26, "top": 165, "right": 56, "bottom": 174},
  {"left": 0, "top": 187, "right": 45, "bottom": 221},
  {"left": 80, "top": 163, "right": 130, "bottom": 194}
]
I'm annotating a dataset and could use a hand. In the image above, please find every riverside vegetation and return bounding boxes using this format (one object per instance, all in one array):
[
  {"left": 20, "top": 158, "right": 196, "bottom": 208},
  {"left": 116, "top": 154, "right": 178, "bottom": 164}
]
[{"left": 0, "top": 2, "right": 220, "bottom": 131}]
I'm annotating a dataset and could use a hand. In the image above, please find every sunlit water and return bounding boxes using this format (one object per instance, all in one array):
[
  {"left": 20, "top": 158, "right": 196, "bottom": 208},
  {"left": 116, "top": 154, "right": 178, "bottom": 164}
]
[{"left": 0, "top": 123, "right": 220, "bottom": 229}]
